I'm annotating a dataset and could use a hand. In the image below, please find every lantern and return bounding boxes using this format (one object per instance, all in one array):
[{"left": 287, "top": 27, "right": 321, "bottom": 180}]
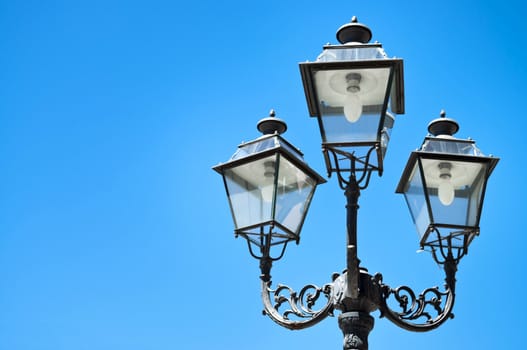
[
  {"left": 213, "top": 111, "right": 326, "bottom": 260},
  {"left": 396, "top": 112, "right": 499, "bottom": 253},
  {"left": 300, "top": 17, "right": 404, "bottom": 176}
]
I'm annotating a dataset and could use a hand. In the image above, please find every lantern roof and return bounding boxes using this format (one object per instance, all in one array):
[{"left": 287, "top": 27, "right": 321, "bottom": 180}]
[
  {"left": 417, "top": 111, "right": 493, "bottom": 160},
  {"left": 213, "top": 111, "right": 326, "bottom": 185},
  {"left": 336, "top": 16, "right": 372, "bottom": 44},
  {"left": 300, "top": 17, "right": 405, "bottom": 118}
]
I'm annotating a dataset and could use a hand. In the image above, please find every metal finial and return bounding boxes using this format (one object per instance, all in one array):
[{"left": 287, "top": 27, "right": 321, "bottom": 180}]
[
  {"left": 336, "top": 16, "right": 372, "bottom": 44},
  {"left": 257, "top": 109, "right": 287, "bottom": 135},
  {"left": 428, "top": 110, "right": 459, "bottom": 136}
]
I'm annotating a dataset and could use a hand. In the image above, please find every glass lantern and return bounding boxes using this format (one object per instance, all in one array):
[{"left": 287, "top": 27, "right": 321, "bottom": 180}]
[
  {"left": 300, "top": 17, "right": 404, "bottom": 176},
  {"left": 213, "top": 112, "right": 326, "bottom": 259},
  {"left": 396, "top": 113, "right": 499, "bottom": 252}
]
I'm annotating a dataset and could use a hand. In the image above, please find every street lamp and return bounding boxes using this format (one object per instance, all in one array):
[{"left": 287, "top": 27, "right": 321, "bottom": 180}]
[
  {"left": 213, "top": 18, "right": 499, "bottom": 350},
  {"left": 299, "top": 16, "right": 404, "bottom": 177},
  {"left": 213, "top": 111, "right": 326, "bottom": 281},
  {"left": 396, "top": 111, "right": 499, "bottom": 269}
]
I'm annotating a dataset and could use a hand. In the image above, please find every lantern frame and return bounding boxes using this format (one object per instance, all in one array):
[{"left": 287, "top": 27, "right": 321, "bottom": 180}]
[
  {"left": 396, "top": 114, "right": 499, "bottom": 258},
  {"left": 213, "top": 112, "right": 326, "bottom": 264},
  {"left": 299, "top": 17, "right": 404, "bottom": 177}
]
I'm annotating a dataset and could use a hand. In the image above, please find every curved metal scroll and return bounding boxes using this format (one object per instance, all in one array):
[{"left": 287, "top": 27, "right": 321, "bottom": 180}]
[
  {"left": 324, "top": 146, "right": 376, "bottom": 191},
  {"left": 377, "top": 274, "right": 455, "bottom": 332},
  {"left": 261, "top": 279, "right": 335, "bottom": 330}
]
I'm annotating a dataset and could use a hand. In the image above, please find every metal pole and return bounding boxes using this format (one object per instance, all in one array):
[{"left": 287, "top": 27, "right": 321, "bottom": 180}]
[
  {"left": 340, "top": 171, "right": 375, "bottom": 350},
  {"left": 345, "top": 175, "right": 361, "bottom": 300},
  {"left": 338, "top": 311, "right": 374, "bottom": 350}
]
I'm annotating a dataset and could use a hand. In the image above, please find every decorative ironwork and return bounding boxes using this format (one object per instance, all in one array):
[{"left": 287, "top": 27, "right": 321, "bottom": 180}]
[
  {"left": 255, "top": 147, "right": 460, "bottom": 346},
  {"left": 324, "top": 146, "right": 377, "bottom": 191},
  {"left": 261, "top": 276, "right": 338, "bottom": 330},
  {"left": 377, "top": 269, "right": 456, "bottom": 332},
  {"left": 260, "top": 263, "right": 457, "bottom": 334},
  {"left": 339, "top": 311, "right": 374, "bottom": 350},
  {"left": 427, "top": 227, "right": 469, "bottom": 267}
]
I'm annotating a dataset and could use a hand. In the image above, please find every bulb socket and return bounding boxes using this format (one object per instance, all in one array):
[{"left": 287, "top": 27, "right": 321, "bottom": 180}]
[
  {"left": 264, "top": 161, "right": 276, "bottom": 178},
  {"left": 438, "top": 162, "right": 452, "bottom": 179},
  {"left": 346, "top": 73, "right": 362, "bottom": 93}
]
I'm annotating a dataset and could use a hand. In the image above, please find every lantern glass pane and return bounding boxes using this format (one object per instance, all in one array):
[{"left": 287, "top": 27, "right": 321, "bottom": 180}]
[
  {"left": 313, "top": 67, "right": 392, "bottom": 145},
  {"left": 223, "top": 155, "right": 278, "bottom": 230},
  {"left": 314, "top": 67, "right": 391, "bottom": 115},
  {"left": 311, "top": 66, "right": 396, "bottom": 175},
  {"left": 275, "top": 156, "right": 317, "bottom": 234},
  {"left": 421, "top": 158, "right": 489, "bottom": 227},
  {"left": 231, "top": 135, "right": 304, "bottom": 162},
  {"left": 223, "top": 154, "right": 318, "bottom": 235},
  {"left": 421, "top": 138, "right": 483, "bottom": 156},
  {"left": 401, "top": 162, "right": 430, "bottom": 241},
  {"left": 316, "top": 46, "right": 388, "bottom": 62},
  {"left": 318, "top": 106, "right": 386, "bottom": 144}
]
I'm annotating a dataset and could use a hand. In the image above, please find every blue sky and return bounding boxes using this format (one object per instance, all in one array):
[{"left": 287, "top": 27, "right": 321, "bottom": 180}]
[{"left": 1, "top": 1, "right": 525, "bottom": 349}]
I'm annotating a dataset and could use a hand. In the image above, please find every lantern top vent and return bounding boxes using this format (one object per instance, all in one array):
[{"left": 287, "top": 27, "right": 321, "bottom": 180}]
[
  {"left": 336, "top": 16, "right": 372, "bottom": 44},
  {"left": 257, "top": 110, "right": 287, "bottom": 135},
  {"left": 428, "top": 110, "right": 460, "bottom": 137}
]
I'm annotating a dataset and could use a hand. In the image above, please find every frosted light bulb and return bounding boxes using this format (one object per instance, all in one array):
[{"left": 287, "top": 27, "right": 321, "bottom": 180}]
[
  {"left": 343, "top": 94, "right": 363, "bottom": 123},
  {"left": 437, "top": 162, "right": 454, "bottom": 206},
  {"left": 438, "top": 180, "right": 455, "bottom": 206},
  {"left": 261, "top": 184, "right": 274, "bottom": 203},
  {"left": 261, "top": 160, "right": 276, "bottom": 202}
]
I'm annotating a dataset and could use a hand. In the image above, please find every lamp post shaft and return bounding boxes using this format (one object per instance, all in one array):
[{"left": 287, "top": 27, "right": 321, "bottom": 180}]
[
  {"left": 339, "top": 173, "right": 376, "bottom": 350},
  {"left": 339, "top": 312, "right": 374, "bottom": 350},
  {"left": 345, "top": 175, "right": 361, "bottom": 300}
]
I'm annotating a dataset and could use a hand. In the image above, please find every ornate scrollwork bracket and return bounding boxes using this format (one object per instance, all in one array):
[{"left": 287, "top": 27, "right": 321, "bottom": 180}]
[
  {"left": 260, "top": 273, "right": 342, "bottom": 330},
  {"left": 377, "top": 257, "right": 457, "bottom": 332},
  {"left": 255, "top": 143, "right": 461, "bottom": 344},
  {"left": 258, "top": 255, "right": 458, "bottom": 350}
]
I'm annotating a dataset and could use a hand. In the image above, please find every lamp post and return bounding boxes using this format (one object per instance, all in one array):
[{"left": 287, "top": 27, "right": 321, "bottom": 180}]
[{"left": 213, "top": 18, "right": 499, "bottom": 350}]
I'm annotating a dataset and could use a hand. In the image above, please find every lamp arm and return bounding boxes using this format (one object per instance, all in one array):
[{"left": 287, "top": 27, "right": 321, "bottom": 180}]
[
  {"left": 376, "top": 258, "right": 457, "bottom": 332},
  {"left": 260, "top": 276, "right": 337, "bottom": 330}
]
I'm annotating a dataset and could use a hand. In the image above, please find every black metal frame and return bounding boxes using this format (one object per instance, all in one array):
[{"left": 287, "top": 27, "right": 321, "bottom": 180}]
[
  {"left": 300, "top": 59, "right": 402, "bottom": 178},
  {"left": 214, "top": 132, "right": 326, "bottom": 273},
  {"left": 396, "top": 147, "right": 499, "bottom": 255}
]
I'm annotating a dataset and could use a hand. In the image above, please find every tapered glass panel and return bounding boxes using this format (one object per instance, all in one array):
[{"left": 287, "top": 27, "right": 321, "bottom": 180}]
[
  {"left": 313, "top": 67, "right": 391, "bottom": 144},
  {"left": 223, "top": 155, "right": 278, "bottom": 231},
  {"left": 223, "top": 154, "right": 318, "bottom": 236},
  {"left": 400, "top": 161, "right": 430, "bottom": 241},
  {"left": 275, "top": 156, "right": 317, "bottom": 234},
  {"left": 420, "top": 158, "right": 488, "bottom": 227}
]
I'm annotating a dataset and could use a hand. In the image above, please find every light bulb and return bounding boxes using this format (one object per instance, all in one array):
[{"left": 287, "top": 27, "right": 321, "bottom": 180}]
[
  {"left": 261, "top": 161, "right": 276, "bottom": 202},
  {"left": 261, "top": 184, "right": 274, "bottom": 202},
  {"left": 438, "top": 180, "right": 455, "bottom": 206},
  {"left": 437, "top": 162, "right": 454, "bottom": 206},
  {"left": 343, "top": 94, "right": 363, "bottom": 123}
]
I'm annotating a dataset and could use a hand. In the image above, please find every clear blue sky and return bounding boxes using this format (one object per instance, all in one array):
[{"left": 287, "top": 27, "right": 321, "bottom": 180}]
[{"left": 1, "top": 1, "right": 525, "bottom": 349}]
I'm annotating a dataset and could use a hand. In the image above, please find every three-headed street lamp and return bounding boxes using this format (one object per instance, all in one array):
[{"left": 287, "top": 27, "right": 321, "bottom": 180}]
[{"left": 213, "top": 17, "right": 499, "bottom": 350}]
